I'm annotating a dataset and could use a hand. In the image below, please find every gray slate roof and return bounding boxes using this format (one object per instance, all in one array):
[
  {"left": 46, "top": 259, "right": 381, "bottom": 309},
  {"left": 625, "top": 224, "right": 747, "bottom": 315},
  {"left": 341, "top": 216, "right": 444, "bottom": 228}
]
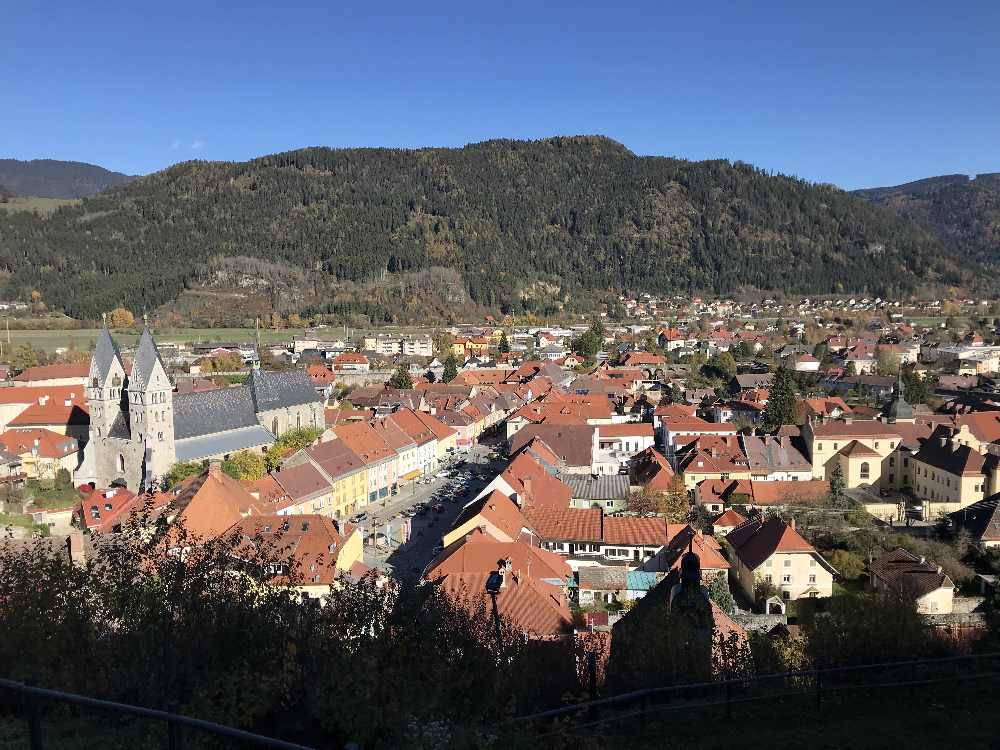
[
  {"left": 131, "top": 327, "right": 165, "bottom": 391},
  {"left": 93, "top": 328, "right": 124, "bottom": 380},
  {"left": 175, "top": 424, "right": 275, "bottom": 462},
  {"left": 248, "top": 369, "right": 319, "bottom": 412},
  {"left": 559, "top": 473, "right": 630, "bottom": 501},
  {"left": 173, "top": 387, "right": 258, "bottom": 440}
]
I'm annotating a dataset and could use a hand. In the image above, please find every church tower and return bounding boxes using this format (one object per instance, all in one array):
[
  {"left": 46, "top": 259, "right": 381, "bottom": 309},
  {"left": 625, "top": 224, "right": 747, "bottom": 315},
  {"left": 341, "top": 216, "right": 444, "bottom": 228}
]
[
  {"left": 87, "top": 324, "right": 128, "bottom": 441},
  {"left": 129, "top": 322, "right": 176, "bottom": 487}
]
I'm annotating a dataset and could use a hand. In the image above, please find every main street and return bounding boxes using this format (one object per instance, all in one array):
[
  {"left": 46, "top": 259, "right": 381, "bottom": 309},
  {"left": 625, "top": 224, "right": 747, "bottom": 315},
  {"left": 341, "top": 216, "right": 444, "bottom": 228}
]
[{"left": 360, "top": 440, "right": 504, "bottom": 582}]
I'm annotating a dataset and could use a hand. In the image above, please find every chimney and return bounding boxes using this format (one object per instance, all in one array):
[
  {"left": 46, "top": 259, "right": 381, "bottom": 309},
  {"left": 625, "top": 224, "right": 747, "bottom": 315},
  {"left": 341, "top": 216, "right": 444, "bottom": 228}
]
[
  {"left": 939, "top": 436, "right": 948, "bottom": 448},
  {"left": 67, "top": 532, "right": 86, "bottom": 566},
  {"left": 523, "top": 477, "right": 533, "bottom": 498},
  {"left": 788, "top": 517, "right": 796, "bottom": 530},
  {"left": 919, "top": 556, "right": 925, "bottom": 565},
  {"left": 208, "top": 460, "right": 222, "bottom": 478}
]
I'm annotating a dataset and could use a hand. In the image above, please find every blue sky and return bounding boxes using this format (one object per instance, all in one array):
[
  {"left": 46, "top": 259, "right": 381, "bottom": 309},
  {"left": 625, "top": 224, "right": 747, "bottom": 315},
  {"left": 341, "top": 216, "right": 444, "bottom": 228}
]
[{"left": 2, "top": 1, "right": 997, "bottom": 189}]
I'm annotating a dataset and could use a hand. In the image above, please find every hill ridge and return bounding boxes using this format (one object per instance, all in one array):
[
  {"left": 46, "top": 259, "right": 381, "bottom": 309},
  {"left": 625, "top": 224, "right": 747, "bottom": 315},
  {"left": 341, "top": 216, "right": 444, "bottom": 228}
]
[{"left": 0, "top": 137, "right": 977, "bottom": 320}]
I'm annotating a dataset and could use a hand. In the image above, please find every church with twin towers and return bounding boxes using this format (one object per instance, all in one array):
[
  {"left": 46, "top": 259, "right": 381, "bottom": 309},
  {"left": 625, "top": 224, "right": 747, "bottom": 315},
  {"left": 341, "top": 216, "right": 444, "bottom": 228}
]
[{"left": 78, "top": 324, "right": 324, "bottom": 491}]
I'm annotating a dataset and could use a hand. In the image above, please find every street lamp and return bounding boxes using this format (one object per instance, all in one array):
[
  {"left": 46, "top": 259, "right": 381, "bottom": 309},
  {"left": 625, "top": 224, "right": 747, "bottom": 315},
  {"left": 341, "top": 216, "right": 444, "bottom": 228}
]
[{"left": 485, "top": 568, "right": 504, "bottom": 655}]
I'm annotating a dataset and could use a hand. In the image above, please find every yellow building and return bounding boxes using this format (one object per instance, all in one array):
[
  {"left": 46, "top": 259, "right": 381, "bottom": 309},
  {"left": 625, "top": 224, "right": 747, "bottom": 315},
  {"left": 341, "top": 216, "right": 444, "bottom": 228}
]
[
  {"left": 281, "top": 438, "right": 370, "bottom": 520},
  {"left": 726, "top": 516, "right": 835, "bottom": 602},
  {"left": 227, "top": 514, "right": 366, "bottom": 600},
  {"left": 910, "top": 424, "right": 990, "bottom": 519},
  {"left": 870, "top": 548, "right": 955, "bottom": 614},
  {"left": 413, "top": 410, "right": 458, "bottom": 459},
  {"left": 679, "top": 449, "right": 752, "bottom": 490}
]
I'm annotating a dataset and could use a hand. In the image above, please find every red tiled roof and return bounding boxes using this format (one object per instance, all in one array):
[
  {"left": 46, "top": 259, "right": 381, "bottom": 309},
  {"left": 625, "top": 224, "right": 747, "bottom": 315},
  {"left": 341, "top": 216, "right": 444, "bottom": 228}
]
[
  {"left": 602, "top": 516, "right": 680, "bottom": 546},
  {"left": 712, "top": 508, "right": 747, "bottom": 528},
  {"left": 227, "top": 514, "right": 357, "bottom": 585},
  {"left": 426, "top": 531, "right": 572, "bottom": 636},
  {"left": 0, "top": 428, "right": 79, "bottom": 458},
  {"left": 13, "top": 363, "right": 89, "bottom": 382},
  {"left": 631, "top": 447, "right": 675, "bottom": 491},
  {"left": 79, "top": 486, "right": 138, "bottom": 533},
  {"left": 450, "top": 490, "right": 531, "bottom": 542},
  {"left": 597, "top": 423, "right": 654, "bottom": 438},
  {"left": 331, "top": 422, "right": 394, "bottom": 464},
  {"left": 523, "top": 506, "right": 602, "bottom": 541},
  {"left": 726, "top": 516, "right": 815, "bottom": 570}
]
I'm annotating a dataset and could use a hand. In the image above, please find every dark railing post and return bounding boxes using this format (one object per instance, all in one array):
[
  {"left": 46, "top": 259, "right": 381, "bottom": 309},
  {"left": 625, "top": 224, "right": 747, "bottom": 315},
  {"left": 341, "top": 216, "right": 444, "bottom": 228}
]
[
  {"left": 585, "top": 652, "right": 598, "bottom": 722},
  {"left": 167, "top": 704, "right": 182, "bottom": 750},
  {"left": 815, "top": 672, "right": 823, "bottom": 708},
  {"left": 27, "top": 694, "right": 43, "bottom": 750},
  {"left": 725, "top": 680, "right": 733, "bottom": 719}
]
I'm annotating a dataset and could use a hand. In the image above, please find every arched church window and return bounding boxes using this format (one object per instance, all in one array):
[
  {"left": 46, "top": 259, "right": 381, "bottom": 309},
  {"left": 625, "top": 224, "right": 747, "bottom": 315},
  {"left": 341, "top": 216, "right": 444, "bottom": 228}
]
[
  {"left": 272, "top": 417, "right": 279, "bottom": 437},
  {"left": 118, "top": 454, "right": 126, "bottom": 473}
]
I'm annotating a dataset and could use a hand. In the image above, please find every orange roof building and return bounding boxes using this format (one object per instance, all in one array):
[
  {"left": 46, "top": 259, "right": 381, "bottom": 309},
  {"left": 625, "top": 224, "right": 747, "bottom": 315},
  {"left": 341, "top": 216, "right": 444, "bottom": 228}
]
[{"left": 425, "top": 530, "right": 573, "bottom": 637}]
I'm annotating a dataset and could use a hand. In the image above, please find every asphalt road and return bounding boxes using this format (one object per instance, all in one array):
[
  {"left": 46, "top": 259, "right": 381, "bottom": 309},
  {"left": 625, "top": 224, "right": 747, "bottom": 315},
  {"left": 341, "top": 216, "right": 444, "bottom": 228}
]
[{"left": 361, "top": 441, "right": 504, "bottom": 582}]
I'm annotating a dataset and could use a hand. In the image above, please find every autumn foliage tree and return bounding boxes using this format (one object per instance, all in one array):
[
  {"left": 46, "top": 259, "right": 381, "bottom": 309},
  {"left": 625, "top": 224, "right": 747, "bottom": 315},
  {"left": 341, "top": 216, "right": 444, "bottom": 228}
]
[
  {"left": 106, "top": 307, "right": 135, "bottom": 329},
  {"left": 627, "top": 476, "right": 690, "bottom": 522}
]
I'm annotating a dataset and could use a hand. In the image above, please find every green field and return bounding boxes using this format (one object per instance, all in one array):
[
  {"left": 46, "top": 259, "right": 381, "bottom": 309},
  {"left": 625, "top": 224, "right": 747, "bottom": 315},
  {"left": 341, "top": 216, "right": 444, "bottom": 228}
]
[
  {"left": 0, "top": 196, "right": 81, "bottom": 215},
  {"left": 4, "top": 324, "right": 450, "bottom": 354},
  {"left": 3, "top": 327, "right": 312, "bottom": 353}
]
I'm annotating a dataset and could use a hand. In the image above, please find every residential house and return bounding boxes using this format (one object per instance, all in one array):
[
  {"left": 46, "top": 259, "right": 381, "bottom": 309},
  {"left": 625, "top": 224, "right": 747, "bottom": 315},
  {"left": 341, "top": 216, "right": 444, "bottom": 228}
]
[
  {"left": 227, "top": 514, "right": 365, "bottom": 598},
  {"left": 372, "top": 418, "right": 420, "bottom": 483},
  {"left": 331, "top": 352, "right": 370, "bottom": 372},
  {"left": 331, "top": 421, "right": 398, "bottom": 504},
  {"left": 910, "top": 424, "right": 992, "bottom": 518},
  {"left": 869, "top": 548, "right": 955, "bottom": 614},
  {"left": 424, "top": 530, "right": 573, "bottom": 637},
  {"left": 12, "top": 363, "right": 90, "bottom": 388},
  {"left": 726, "top": 516, "right": 835, "bottom": 601},
  {"left": 948, "top": 496, "right": 1000, "bottom": 548},
  {"left": 740, "top": 435, "right": 813, "bottom": 481},
  {"left": 412, "top": 410, "right": 458, "bottom": 459},
  {"left": 0, "top": 428, "right": 80, "bottom": 480},
  {"left": 284, "top": 437, "right": 368, "bottom": 519}
]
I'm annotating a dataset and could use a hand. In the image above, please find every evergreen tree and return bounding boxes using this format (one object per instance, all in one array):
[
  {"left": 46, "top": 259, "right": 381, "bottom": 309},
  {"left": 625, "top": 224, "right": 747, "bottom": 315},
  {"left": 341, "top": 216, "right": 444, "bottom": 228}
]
[
  {"left": 708, "top": 571, "right": 736, "bottom": 615},
  {"left": 386, "top": 365, "right": 413, "bottom": 390},
  {"left": 763, "top": 367, "right": 797, "bottom": 431},
  {"left": 498, "top": 332, "right": 510, "bottom": 354},
  {"left": 442, "top": 353, "right": 459, "bottom": 383},
  {"left": 829, "top": 464, "right": 848, "bottom": 509}
]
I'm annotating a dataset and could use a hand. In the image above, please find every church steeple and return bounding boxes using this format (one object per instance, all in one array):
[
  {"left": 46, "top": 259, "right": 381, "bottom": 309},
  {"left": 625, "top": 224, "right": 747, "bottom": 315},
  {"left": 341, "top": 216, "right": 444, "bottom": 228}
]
[{"left": 883, "top": 366, "right": 914, "bottom": 424}]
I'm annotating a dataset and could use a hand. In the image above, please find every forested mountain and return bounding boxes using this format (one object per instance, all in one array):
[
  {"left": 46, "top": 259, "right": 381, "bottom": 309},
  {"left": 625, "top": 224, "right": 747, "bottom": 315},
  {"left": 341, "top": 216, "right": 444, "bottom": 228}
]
[
  {"left": 0, "top": 137, "right": 973, "bottom": 320},
  {"left": 0, "top": 158, "right": 134, "bottom": 198},
  {"left": 855, "top": 173, "right": 1000, "bottom": 265}
]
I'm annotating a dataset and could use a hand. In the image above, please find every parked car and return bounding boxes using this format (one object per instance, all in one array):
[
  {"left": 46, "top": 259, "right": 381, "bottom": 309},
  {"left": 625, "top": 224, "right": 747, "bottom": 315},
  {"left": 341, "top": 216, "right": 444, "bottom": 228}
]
[{"left": 433, "top": 503, "right": 445, "bottom": 513}]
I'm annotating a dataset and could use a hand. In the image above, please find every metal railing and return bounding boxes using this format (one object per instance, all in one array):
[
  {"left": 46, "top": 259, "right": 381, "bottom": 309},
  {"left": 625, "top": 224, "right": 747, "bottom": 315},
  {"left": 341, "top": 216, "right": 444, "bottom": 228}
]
[
  {"left": 0, "top": 677, "right": 315, "bottom": 750},
  {"left": 512, "top": 652, "right": 1000, "bottom": 730}
]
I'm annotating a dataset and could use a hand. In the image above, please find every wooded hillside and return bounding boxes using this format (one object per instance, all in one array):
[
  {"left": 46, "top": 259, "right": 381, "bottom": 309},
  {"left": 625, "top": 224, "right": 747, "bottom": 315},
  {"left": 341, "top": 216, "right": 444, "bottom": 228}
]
[{"left": 0, "top": 137, "right": 971, "bottom": 319}]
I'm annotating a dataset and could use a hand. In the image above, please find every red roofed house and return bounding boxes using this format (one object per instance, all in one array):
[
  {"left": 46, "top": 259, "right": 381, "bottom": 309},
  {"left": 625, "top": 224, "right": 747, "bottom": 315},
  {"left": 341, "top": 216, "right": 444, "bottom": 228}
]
[
  {"left": 12, "top": 363, "right": 90, "bottom": 388},
  {"left": 226, "top": 513, "right": 365, "bottom": 598},
  {"left": 425, "top": 530, "right": 573, "bottom": 637},
  {"left": 78, "top": 486, "right": 139, "bottom": 534},
  {"left": 0, "top": 386, "right": 89, "bottom": 438},
  {"left": 630, "top": 447, "right": 676, "bottom": 491},
  {"left": 156, "top": 462, "right": 270, "bottom": 540},
  {"left": 711, "top": 508, "right": 747, "bottom": 536},
  {"left": 331, "top": 352, "right": 369, "bottom": 372},
  {"left": 0, "top": 428, "right": 80, "bottom": 480},
  {"left": 726, "top": 516, "right": 835, "bottom": 601}
]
